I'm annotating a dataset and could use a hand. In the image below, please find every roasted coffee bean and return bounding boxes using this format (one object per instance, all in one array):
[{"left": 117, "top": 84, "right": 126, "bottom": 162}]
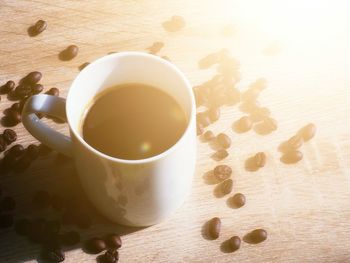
[
  {"left": 102, "top": 250, "right": 119, "bottom": 263},
  {"left": 162, "top": 15, "right": 186, "bottom": 32},
  {"left": 225, "top": 87, "right": 241, "bottom": 105},
  {"left": 27, "top": 144, "right": 39, "bottom": 160},
  {"left": 254, "top": 152, "right": 266, "bottom": 168},
  {"left": 197, "top": 112, "right": 211, "bottom": 128},
  {"left": 105, "top": 234, "right": 122, "bottom": 249},
  {"left": 60, "top": 45, "right": 79, "bottom": 61},
  {"left": 202, "top": 130, "right": 215, "bottom": 141},
  {"left": 213, "top": 165, "right": 232, "bottom": 181},
  {"left": 239, "top": 101, "right": 260, "bottom": 114},
  {"left": 46, "top": 87, "right": 59, "bottom": 96},
  {"left": 249, "top": 107, "right": 271, "bottom": 123},
  {"left": 7, "top": 144, "right": 25, "bottom": 157},
  {"left": 281, "top": 150, "right": 303, "bottom": 164},
  {"left": 147, "top": 41, "right": 164, "bottom": 54},
  {"left": 38, "top": 143, "right": 52, "bottom": 156},
  {"left": 286, "top": 135, "right": 303, "bottom": 149},
  {"left": 197, "top": 123, "right": 204, "bottom": 136},
  {"left": 13, "top": 154, "right": 31, "bottom": 172},
  {"left": 6, "top": 109, "right": 22, "bottom": 124},
  {"left": 247, "top": 229, "right": 267, "bottom": 244},
  {"left": 79, "top": 62, "right": 90, "bottom": 71},
  {"left": 219, "top": 179, "right": 233, "bottom": 195},
  {"left": 15, "top": 84, "right": 32, "bottom": 99},
  {"left": 0, "top": 80, "right": 15, "bottom": 94},
  {"left": 298, "top": 123, "right": 316, "bottom": 142},
  {"left": 32, "top": 20, "right": 47, "bottom": 35},
  {"left": 3, "top": 129, "right": 17, "bottom": 145},
  {"left": 216, "top": 133, "right": 231, "bottom": 149},
  {"left": 61, "top": 231, "right": 80, "bottom": 246},
  {"left": 10, "top": 102, "right": 21, "bottom": 111},
  {"left": 0, "top": 196, "right": 16, "bottom": 211},
  {"left": 0, "top": 214, "right": 14, "bottom": 228},
  {"left": 233, "top": 116, "right": 253, "bottom": 133},
  {"left": 50, "top": 194, "right": 64, "bottom": 211},
  {"left": 208, "top": 217, "right": 221, "bottom": 239},
  {"left": 42, "top": 246, "right": 65, "bottom": 263},
  {"left": 213, "top": 149, "right": 228, "bottom": 160},
  {"left": 15, "top": 219, "right": 32, "bottom": 236},
  {"left": 84, "top": 237, "right": 107, "bottom": 254},
  {"left": 231, "top": 193, "right": 246, "bottom": 208},
  {"left": 0, "top": 135, "right": 6, "bottom": 152},
  {"left": 33, "top": 190, "right": 51, "bottom": 208},
  {"left": 24, "top": 71, "right": 42, "bottom": 85},
  {"left": 32, "top": 83, "right": 44, "bottom": 94},
  {"left": 208, "top": 107, "right": 220, "bottom": 123},
  {"left": 229, "top": 236, "right": 241, "bottom": 251}
]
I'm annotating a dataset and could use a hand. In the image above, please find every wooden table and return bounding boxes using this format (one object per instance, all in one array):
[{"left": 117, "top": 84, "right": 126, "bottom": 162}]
[{"left": 1, "top": 0, "right": 350, "bottom": 262}]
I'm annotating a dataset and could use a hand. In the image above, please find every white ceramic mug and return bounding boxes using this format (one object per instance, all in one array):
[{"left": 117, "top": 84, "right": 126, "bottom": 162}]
[{"left": 22, "top": 52, "right": 196, "bottom": 227}]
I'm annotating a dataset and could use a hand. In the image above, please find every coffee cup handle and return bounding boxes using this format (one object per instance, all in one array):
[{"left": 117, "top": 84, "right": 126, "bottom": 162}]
[{"left": 22, "top": 94, "right": 72, "bottom": 157}]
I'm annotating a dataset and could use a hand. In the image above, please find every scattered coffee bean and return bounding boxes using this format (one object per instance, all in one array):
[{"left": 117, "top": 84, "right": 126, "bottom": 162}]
[
  {"left": 229, "top": 236, "right": 241, "bottom": 251},
  {"left": 61, "top": 231, "right": 80, "bottom": 247},
  {"left": 233, "top": 116, "right": 252, "bottom": 133},
  {"left": 102, "top": 250, "right": 119, "bottom": 263},
  {"left": 6, "top": 109, "right": 22, "bottom": 125},
  {"left": 286, "top": 135, "right": 303, "bottom": 150},
  {"left": 213, "top": 165, "right": 232, "bottom": 181},
  {"left": 10, "top": 102, "right": 20, "bottom": 111},
  {"left": 27, "top": 144, "right": 39, "bottom": 160},
  {"left": 202, "top": 130, "right": 215, "bottom": 141},
  {"left": 84, "top": 237, "right": 107, "bottom": 254},
  {"left": 254, "top": 152, "right": 266, "bottom": 168},
  {"left": 105, "top": 234, "right": 122, "bottom": 249},
  {"left": 213, "top": 149, "right": 228, "bottom": 160},
  {"left": 0, "top": 135, "right": 6, "bottom": 152},
  {"left": 0, "top": 80, "right": 15, "bottom": 94},
  {"left": 24, "top": 71, "right": 42, "bottom": 85},
  {"left": 60, "top": 45, "right": 79, "bottom": 61},
  {"left": 162, "top": 15, "right": 186, "bottom": 32},
  {"left": 42, "top": 246, "right": 65, "bottom": 263},
  {"left": 208, "top": 217, "right": 221, "bottom": 239},
  {"left": 147, "top": 42, "right": 164, "bottom": 54},
  {"left": 31, "top": 20, "right": 47, "bottom": 35},
  {"left": 3, "top": 129, "right": 17, "bottom": 145},
  {"left": 45, "top": 220, "right": 61, "bottom": 235},
  {"left": 208, "top": 107, "right": 220, "bottom": 123},
  {"left": 32, "top": 83, "right": 44, "bottom": 94},
  {"left": 216, "top": 133, "right": 231, "bottom": 149},
  {"left": 0, "top": 214, "right": 14, "bottom": 228},
  {"left": 219, "top": 179, "right": 233, "bottom": 195},
  {"left": 231, "top": 193, "right": 246, "bottom": 208},
  {"left": 33, "top": 190, "right": 51, "bottom": 208},
  {"left": 7, "top": 144, "right": 25, "bottom": 157},
  {"left": 0, "top": 196, "right": 16, "bottom": 211},
  {"left": 246, "top": 229, "right": 267, "bottom": 244},
  {"left": 281, "top": 150, "right": 303, "bottom": 164},
  {"left": 15, "top": 84, "right": 32, "bottom": 99},
  {"left": 15, "top": 219, "right": 32, "bottom": 236},
  {"left": 225, "top": 87, "right": 241, "bottom": 106},
  {"left": 46, "top": 87, "right": 59, "bottom": 96},
  {"left": 249, "top": 107, "right": 271, "bottom": 123},
  {"left": 79, "top": 62, "right": 90, "bottom": 71},
  {"left": 196, "top": 123, "right": 204, "bottom": 136},
  {"left": 298, "top": 123, "right": 316, "bottom": 142}
]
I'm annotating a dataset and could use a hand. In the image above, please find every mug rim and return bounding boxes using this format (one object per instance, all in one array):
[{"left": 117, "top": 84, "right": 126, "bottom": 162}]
[{"left": 66, "top": 51, "right": 196, "bottom": 164}]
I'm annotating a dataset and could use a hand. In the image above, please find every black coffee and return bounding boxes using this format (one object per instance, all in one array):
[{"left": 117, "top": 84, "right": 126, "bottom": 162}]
[{"left": 82, "top": 83, "right": 187, "bottom": 160}]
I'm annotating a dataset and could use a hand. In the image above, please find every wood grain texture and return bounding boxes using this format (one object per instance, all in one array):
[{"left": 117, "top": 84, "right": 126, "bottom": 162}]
[{"left": 1, "top": 0, "right": 350, "bottom": 262}]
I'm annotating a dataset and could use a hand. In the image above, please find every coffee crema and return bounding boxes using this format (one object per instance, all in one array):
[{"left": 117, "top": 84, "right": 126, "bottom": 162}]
[{"left": 81, "top": 83, "right": 187, "bottom": 160}]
